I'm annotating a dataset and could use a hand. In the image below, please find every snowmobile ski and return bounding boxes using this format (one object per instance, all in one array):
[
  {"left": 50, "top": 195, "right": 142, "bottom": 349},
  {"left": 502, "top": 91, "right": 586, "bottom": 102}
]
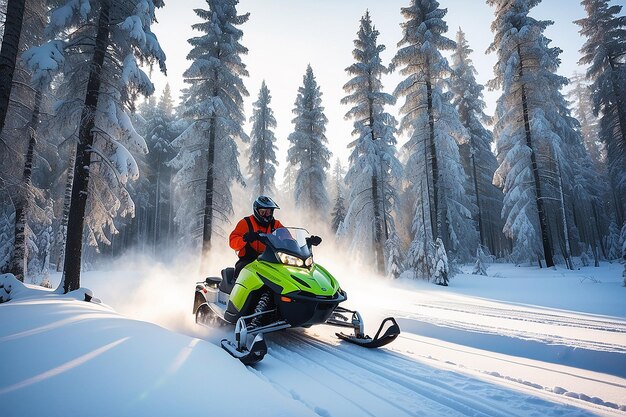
[
  {"left": 221, "top": 334, "right": 268, "bottom": 365},
  {"left": 336, "top": 317, "right": 400, "bottom": 348}
]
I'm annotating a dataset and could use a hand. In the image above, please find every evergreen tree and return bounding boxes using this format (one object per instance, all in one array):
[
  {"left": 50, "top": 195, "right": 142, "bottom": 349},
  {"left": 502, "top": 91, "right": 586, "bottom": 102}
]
[
  {"left": 248, "top": 81, "right": 278, "bottom": 196},
  {"left": 393, "top": 0, "right": 477, "bottom": 283},
  {"left": 0, "top": 0, "right": 26, "bottom": 134},
  {"left": 280, "top": 163, "right": 297, "bottom": 201},
  {"left": 25, "top": 0, "right": 167, "bottom": 292},
  {"left": 143, "top": 86, "right": 177, "bottom": 252},
  {"left": 575, "top": 0, "right": 626, "bottom": 224},
  {"left": 567, "top": 73, "right": 604, "bottom": 169},
  {"left": 170, "top": 0, "right": 248, "bottom": 263},
  {"left": 450, "top": 28, "right": 507, "bottom": 258},
  {"left": 287, "top": 65, "right": 331, "bottom": 214},
  {"left": 341, "top": 10, "right": 402, "bottom": 273},
  {"left": 331, "top": 159, "right": 347, "bottom": 234},
  {"left": 472, "top": 245, "right": 489, "bottom": 276},
  {"left": 0, "top": 206, "right": 14, "bottom": 271},
  {"left": 487, "top": 0, "right": 584, "bottom": 267},
  {"left": 331, "top": 192, "right": 346, "bottom": 234},
  {"left": 384, "top": 229, "right": 403, "bottom": 278},
  {"left": 605, "top": 220, "right": 621, "bottom": 259},
  {"left": 2, "top": 0, "right": 48, "bottom": 281},
  {"left": 566, "top": 73, "right": 609, "bottom": 260}
]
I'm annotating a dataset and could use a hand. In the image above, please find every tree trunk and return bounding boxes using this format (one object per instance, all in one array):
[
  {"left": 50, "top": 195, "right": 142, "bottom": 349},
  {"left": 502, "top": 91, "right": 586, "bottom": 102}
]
[
  {"left": 201, "top": 81, "right": 219, "bottom": 268},
  {"left": 0, "top": 0, "right": 25, "bottom": 136},
  {"left": 368, "top": 90, "right": 385, "bottom": 274},
  {"left": 259, "top": 105, "right": 266, "bottom": 195},
  {"left": 426, "top": 69, "right": 447, "bottom": 284},
  {"left": 56, "top": 147, "right": 76, "bottom": 272},
  {"left": 61, "top": 2, "right": 110, "bottom": 293},
  {"left": 608, "top": 57, "right": 626, "bottom": 153},
  {"left": 471, "top": 152, "right": 485, "bottom": 247},
  {"left": 8, "top": 88, "right": 42, "bottom": 281},
  {"left": 426, "top": 77, "right": 440, "bottom": 242},
  {"left": 555, "top": 155, "right": 573, "bottom": 270},
  {"left": 591, "top": 202, "right": 607, "bottom": 259},
  {"left": 518, "top": 44, "right": 554, "bottom": 268},
  {"left": 153, "top": 158, "right": 160, "bottom": 254},
  {"left": 372, "top": 173, "right": 385, "bottom": 273},
  {"left": 461, "top": 102, "right": 485, "bottom": 250}
]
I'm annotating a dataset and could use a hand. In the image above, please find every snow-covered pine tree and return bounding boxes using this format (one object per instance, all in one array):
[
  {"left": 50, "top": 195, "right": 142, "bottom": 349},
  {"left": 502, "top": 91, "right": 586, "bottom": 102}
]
[
  {"left": 0, "top": 0, "right": 26, "bottom": 134},
  {"left": 248, "top": 81, "right": 278, "bottom": 196},
  {"left": 287, "top": 65, "right": 331, "bottom": 215},
  {"left": 487, "top": 0, "right": 583, "bottom": 267},
  {"left": 432, "top": 238, "right": 449, "bottom": 285},
  {"left": 331, "top": 192, "right": 347, "bottom": 234},
  {"left": 341, "top": 10, "right": 402, "bottom": 274},
  {"left": 605, "top": 220, "right": 621, "bottom": 260},
  {"left": 331, "top": 159, "right": 347, "bottom": 234},
  {"left": 170, "top": 0, "right": 248, "bottom": 262},
  {"left": 567, "top": 73, "right": 605, "bottom": 169},
  {"left": 575, "top": 0, "right": 626, "bottom": 225},
  {"left": 2, "top": 0, "right": 48, "bottom": 281},
  {"left": 28, "top": 200, "right": 53, "bottom": 283},
  {"left": 566, "top": 72, "right": 610, "bottom": 259},
  {"left": 450, "top": 28, "right": 507, "bottom": 258},
  {"left": 393, "top": 0, "right": 478, "bottom": 284},
  {"left": 280, "top": 163, "right": 297, "bottom": 201},
  {"left": 142, "top": 85, "right": 177, "bottom": 252},
  {"left": 384, "top": 229, "right": 403, "bottom": 278},
  {"left": 54, "top": 147, "right": 75, "bottom": 272},
  {"left": 472, "top": 245, "right": 489, "bottom": 276},
  {"left": 25, "top": 0, "right": 167, "bottom": 292},
  {"left": 0, "top": 207, "right": 14, "bottom": 271}
]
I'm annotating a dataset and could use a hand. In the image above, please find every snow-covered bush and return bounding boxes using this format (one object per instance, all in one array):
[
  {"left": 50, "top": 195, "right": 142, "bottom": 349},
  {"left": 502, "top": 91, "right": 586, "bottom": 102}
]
[
  {"left": 0, "top": 273, "right": 25, "bottom": 303},
  {"left": 432, "top": 238, "right": 449, "bottom": 286}
]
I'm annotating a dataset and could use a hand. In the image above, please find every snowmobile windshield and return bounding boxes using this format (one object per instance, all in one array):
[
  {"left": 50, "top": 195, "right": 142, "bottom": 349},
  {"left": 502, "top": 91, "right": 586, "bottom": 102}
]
[{"left": 263, "top": 227, "right": 312, "bottom": 258}]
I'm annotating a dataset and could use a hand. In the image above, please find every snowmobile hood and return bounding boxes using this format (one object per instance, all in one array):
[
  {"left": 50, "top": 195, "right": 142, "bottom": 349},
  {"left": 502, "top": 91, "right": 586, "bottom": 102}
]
[{"left": 254, "top": 260, "right": 340, "bottom": 296}]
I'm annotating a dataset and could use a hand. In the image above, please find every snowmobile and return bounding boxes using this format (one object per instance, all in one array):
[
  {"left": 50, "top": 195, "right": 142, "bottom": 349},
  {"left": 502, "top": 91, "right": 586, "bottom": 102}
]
[{"left": 192, "top": 227, "right": 401, "bottom": 365}]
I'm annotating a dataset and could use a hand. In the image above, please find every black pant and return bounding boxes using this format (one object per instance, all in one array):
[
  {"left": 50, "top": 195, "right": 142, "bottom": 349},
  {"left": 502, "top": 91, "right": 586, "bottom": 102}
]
[{"left": 234, "top": 248, "right": 259, "bottom": 278}]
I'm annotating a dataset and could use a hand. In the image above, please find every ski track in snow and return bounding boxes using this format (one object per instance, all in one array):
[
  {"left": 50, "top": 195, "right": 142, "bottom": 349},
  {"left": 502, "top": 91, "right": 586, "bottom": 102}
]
[
  {"left": 250, "top": 330, "right": 605, "bottom": 417},
  {"left": 390, "top": 299, "right": 626, "bottom": 377},
  {"left": 406, "top": 301, "right": 626, "bottom": 337},
  {"left": 231, "top": 293, "right": 626, "bottom": 417}
]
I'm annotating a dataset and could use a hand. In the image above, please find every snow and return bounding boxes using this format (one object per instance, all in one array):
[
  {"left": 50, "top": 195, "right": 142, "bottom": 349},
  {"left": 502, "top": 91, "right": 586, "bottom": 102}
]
[
  {"left": 22, "top": 40, "right": 66, "bottom": 87},
  {"left": 1, "top": 259, "right": 625, "bottom": 417}
]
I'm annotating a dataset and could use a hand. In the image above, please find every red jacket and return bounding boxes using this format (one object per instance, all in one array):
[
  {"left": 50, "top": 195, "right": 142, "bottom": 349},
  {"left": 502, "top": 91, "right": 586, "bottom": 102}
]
[{"left": 229, "top": 215, "right": 284, "bottom": 257}]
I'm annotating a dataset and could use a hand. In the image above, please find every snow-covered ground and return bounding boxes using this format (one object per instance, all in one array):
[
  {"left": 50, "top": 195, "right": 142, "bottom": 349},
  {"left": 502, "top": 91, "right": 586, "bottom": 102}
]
[{"left": 1, "top": 256, "right": 625, "bottom": 417}]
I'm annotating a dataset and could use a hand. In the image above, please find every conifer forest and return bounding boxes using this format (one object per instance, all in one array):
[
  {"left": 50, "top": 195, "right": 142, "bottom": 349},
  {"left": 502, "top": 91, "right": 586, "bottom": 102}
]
[{"left": 0, "top": 0, "right": 625, "bottom": 292}]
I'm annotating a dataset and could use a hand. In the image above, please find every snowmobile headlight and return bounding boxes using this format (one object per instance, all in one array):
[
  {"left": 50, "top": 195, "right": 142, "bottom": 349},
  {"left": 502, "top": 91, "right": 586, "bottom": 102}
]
[
  {"left": 277, "top": 252, "right": 304, "bottom": 267},
  {"left": 304, "top": 256, "right": 313, "bottom": 267}
]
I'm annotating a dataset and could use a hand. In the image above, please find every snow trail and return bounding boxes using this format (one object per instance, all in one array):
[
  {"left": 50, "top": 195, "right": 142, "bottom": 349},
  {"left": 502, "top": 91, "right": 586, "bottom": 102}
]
[{"left": 250, "top": 329, "right": 604, "bottom": 417}]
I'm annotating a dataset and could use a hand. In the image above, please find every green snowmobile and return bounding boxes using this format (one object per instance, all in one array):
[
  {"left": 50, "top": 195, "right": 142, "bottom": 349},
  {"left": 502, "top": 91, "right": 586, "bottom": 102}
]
[{"left": 192, "top": 227, "right": 400, "bottom": 365}]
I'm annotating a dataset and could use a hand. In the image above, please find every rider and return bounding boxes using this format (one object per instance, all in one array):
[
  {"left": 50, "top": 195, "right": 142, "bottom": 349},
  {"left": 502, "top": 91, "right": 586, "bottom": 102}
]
[{"left": 229, "top": 196, "right": 284, "bottom": 277}]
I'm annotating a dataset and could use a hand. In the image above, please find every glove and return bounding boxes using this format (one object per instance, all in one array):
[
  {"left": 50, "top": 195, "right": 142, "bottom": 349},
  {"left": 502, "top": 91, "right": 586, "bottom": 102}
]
[
  {"left": 243, "top": 231, "right": 260, "bottom": 243},
  {"left": 307, "top": 235, "right": 322, "bottom": 246}
]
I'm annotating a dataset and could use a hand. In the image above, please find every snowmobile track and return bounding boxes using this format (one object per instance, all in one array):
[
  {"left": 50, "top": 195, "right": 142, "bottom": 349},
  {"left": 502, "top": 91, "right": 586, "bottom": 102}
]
[
  {"left": 250, "top": 331, "right": 596, "bottom": 417},
  {"left": 408, "top": 301, "right": 626, "bottom": 334}
]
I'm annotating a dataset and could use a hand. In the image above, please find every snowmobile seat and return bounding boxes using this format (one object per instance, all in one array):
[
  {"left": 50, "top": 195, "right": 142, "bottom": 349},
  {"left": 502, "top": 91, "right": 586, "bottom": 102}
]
[
  {"left": 204, "top": 276, "right": 222, "bottom": 289},
  {"left": 219, "top": 267, "right": 236, "bottom": 294}
]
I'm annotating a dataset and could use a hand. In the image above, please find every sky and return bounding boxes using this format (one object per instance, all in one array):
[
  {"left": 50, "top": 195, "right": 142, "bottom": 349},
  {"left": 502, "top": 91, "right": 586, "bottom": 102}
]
[{"left": 147, "top": 0, "right": 599, "bottom": 175}]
